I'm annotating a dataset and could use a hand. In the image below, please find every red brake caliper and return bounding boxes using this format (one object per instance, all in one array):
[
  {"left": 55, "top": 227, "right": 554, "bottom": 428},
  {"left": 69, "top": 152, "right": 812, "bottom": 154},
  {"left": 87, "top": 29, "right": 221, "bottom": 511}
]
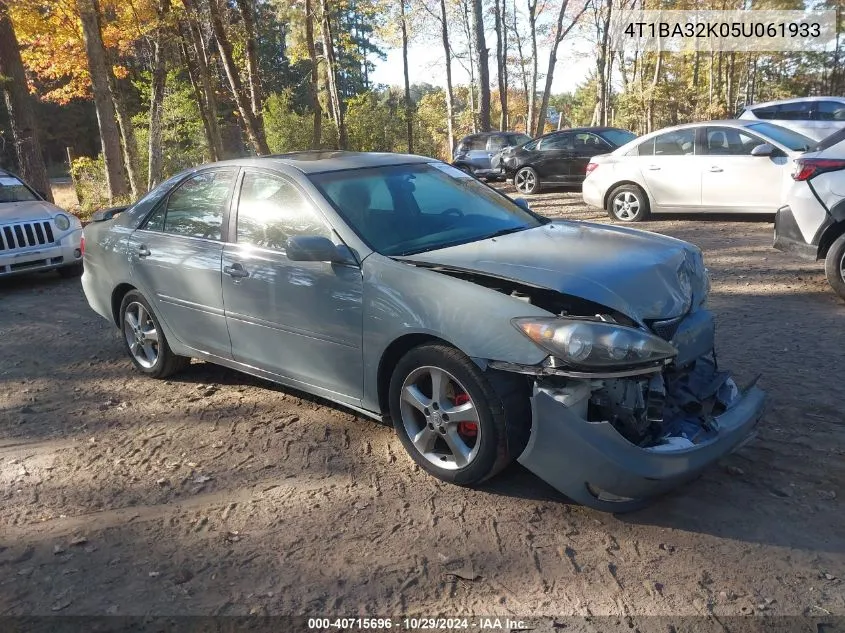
[{"left": 454, "top": 393, "right": 478, "bottom": 438}]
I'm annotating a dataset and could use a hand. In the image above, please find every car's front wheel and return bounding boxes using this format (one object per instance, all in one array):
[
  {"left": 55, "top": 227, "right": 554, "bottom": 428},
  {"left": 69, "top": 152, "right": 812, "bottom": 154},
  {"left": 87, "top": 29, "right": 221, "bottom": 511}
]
[
  {"left": 514, "top": 167, "right": 541, "bottom": 195},
  {"left": 389, "top": 343, "right": 529, "bottom": 486},
  {"left": 824, "top": 232, "right": 845, "bottom": 301},
  {"left": 607, "top": 184, "right": 649, "bottom": 222},
  {"left": 119, "top": 290, "right": 189, "bottom": 378}
]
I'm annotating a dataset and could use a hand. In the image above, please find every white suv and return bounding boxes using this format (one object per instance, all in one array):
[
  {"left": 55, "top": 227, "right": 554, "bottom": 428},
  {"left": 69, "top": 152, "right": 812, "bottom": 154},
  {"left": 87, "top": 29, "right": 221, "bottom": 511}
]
[
  {"left": 739, "top": 97, "right": 845, "bottom": 142},
  {"left": 774, "top": 128, "right": 845, "bottom": 300},
  {"left": 0, "top": 170, "right": 84, "bottom": 279}
]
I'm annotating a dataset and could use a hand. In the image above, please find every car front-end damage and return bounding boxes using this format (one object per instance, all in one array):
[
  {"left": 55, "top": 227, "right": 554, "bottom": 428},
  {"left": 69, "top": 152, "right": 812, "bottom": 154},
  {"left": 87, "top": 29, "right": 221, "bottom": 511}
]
[
  {"left": 419, "top": 251, "right": 763, "bottom": 511},
  {"left": 488, "top": 312, "right": 765, "bottom": 512}
]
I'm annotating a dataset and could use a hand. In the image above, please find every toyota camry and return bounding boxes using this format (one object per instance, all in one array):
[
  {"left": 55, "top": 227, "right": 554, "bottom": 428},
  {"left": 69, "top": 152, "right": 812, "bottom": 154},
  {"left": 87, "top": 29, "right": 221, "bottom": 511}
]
[{"left": 81, "top": 151, "right": 766, "bottom": 511}]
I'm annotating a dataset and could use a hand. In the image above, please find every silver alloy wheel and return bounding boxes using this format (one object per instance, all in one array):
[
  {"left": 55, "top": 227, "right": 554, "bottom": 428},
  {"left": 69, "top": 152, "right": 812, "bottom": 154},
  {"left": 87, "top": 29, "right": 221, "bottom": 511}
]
[
  {"left": 612, "top": 190, "right": 641, "bottom": 220},
  {"left": 399, "top": 365, "right": 482, "bottom": 470},
  {"left": 515, "top": 168, "right": 537, "bottom": 194},
  {"left": 123, "top": 301, "right": 160, "bottom": 369},
  {"left": 840, "top": 250, "right": 845, "bottom": 281}
]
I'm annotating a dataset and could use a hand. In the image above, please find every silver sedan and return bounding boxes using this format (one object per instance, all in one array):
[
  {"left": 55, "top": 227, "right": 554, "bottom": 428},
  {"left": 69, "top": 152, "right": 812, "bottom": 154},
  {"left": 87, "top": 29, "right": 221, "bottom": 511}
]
[{"left": 82, "top": 152, "right": 765, "bottom": 511}]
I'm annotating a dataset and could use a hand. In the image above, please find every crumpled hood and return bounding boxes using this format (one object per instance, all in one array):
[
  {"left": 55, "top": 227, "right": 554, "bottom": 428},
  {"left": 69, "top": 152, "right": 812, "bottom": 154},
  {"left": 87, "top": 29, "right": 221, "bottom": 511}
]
[
  {"left": 402, "top": 220, "right": 703, "bottom": 321},
  {"left": 0, "top": 201, "right": 61, "bottom": 223}
]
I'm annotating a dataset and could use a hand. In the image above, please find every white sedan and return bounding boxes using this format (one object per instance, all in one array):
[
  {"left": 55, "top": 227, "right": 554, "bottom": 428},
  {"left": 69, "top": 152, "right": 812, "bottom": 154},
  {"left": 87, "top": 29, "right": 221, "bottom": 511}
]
[{"left": 582, "top": 120, "right": 815, "bottom": 222}]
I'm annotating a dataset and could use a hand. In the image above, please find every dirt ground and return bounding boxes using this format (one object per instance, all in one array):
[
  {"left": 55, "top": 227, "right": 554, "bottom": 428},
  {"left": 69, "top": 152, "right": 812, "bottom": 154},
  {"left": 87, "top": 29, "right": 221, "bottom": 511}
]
[{"left": 2, "top": 188, "right": 844, "bottom": 627}]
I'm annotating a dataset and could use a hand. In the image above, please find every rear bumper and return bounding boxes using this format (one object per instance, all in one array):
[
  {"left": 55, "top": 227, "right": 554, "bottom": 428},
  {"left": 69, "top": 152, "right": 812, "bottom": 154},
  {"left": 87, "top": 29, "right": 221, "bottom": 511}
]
[
  {"left": 518, "top": 383, "right": 765, "bottom": 511},
  {"left": 0, "top": 229, "right": 83, "bottom": 277},
  {"left": 773, "top": 205, "right": 823, "bottom": 261},
  {"left": 582, "top": 178, "right": 605, "bottom": 209}
]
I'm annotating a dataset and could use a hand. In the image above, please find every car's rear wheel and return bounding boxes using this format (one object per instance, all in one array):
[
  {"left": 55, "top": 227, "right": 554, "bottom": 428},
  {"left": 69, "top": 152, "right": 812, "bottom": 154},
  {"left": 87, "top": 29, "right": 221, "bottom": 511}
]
[
  {"left": 119, "top": 290, "right": 189, "bottom": 378},
  {"left": 607, "top": 184, "right": 649, "bottom": 222},
  {"left": 824, "top": 232, "right": 845, "bottom": 301},
  {"left": 389, "top": 343, "right": 529, "bottom": 486},
  {"left": 514, "top": 167, "right": 541, "bottom": 195},
  {"left": 58, "top": 263, "right": 83, "bottom": 279}
]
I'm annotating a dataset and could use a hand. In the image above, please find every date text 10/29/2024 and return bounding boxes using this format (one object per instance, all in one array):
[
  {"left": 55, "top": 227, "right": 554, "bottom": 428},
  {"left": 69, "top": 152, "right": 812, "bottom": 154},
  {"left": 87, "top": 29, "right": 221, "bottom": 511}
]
[{"left": 307, "top": 618, "right": 527, "bottom": 630}]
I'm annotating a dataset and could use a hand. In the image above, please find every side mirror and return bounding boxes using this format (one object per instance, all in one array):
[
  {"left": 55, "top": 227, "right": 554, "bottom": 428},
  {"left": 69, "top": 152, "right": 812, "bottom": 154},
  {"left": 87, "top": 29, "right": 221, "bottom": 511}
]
[
  {"left": 513, "top": 197, "right": 531, "bottom": 211},
  {"left": 750, "top": 143, "right": 775, "bottom": 157},
  {"left": 91, "top": 206, "right": 129, "bottom": 222},
  {"left": 285, "top": 235, "right": 355, "bottom": 265}
]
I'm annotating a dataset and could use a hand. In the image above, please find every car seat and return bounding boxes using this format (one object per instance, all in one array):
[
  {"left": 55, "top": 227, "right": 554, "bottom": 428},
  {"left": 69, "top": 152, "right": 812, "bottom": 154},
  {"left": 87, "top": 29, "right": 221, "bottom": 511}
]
[
  {"left": 336, "top": 181, "right": 372, "bottom": 234},
  {"left": 708, "top": 131, "right": 729, "bottom": 153}
]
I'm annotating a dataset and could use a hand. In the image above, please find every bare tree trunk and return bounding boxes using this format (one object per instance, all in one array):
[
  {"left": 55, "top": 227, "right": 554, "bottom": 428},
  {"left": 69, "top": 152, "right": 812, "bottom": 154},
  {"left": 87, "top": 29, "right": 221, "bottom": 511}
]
[
  {"left": 108, "top": 73, "right": 142, "bottom": 198},
  {"left": 235, "top": 0, "right": 263, "bottom": 121},
  {"left": 319, "top": 0, "right": 346, "bottom": 149},
  {"left": 535, "top": 0, "right": 588, "bottom": 135},
  {"left": 181, "top": 7, "right": 223, "bottom": 160},
  {"left": 598, "top": 0, "right": 612, "bottom": 126},
  {"left": 511, "top": 0, "right": 529, "bottom": 132},
  {"left": 459, "top": 0, "right": 477, "bottom": 132},
  {"left": 527, "top": 0, "right": 538, "bottom": 135},
  {"left": 647, "top": 50, "right": 662, "bottom": 132},
  {"left": 205, "top": 0, "right": 269, "bottom": 154},
  {"left": 472, "top": 0, "right": 491, "bottom": 131},
  {"left": 400, "top": 0, "right": 413, "bottom": 153},
  {"left": 148, "top": 0, "right": 171, "bottom": 191},
  {"left": 494, "top": 0, "right": 507, "bottom": 129},
  {"left": 305, "top": 0, "right": 322, "bottom": 148},
  {"left": 439, "top": 0, "right": 455, "bottom": 159},
  {"left": 0, "top": 5, "right": 53, "bottom": 202},
  {"left": 76, "top": 0, "right": 129, "bottom": 200},
  {"left": 181, "top": 36, "right": 216, "bottom": 162}
]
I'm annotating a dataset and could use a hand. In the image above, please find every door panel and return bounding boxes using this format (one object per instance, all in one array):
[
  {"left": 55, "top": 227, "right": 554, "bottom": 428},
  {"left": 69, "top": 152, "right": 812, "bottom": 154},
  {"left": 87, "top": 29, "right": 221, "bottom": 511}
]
[
  {"left": 569, "top": 133, "right": 613, "bottom": 183},
  {"left": 222, "top": 170, "right": 364, "bottom": 404},
  {"left": 533, "top": 134, "right": 572, "bottom": 180},
  {"left": 700, "top": 126, "right": 789, "bottom": 211},
  {"left": 129, "top": 168, "right": 237, "bottom": 357},
  {"left": 635, "top": 129, "right": 702, "bottom": 208}
]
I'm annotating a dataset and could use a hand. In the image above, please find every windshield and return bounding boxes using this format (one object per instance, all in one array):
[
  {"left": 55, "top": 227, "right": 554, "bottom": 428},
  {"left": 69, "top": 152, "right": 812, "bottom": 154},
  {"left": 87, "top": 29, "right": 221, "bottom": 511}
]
[
  {"left": 0, "top": 175, "right": 38, "bottom": 203},
  {"left": 310, "top": 163, "right": 546, "bottom": 256},
  {"left": 599, "top": 129, "right": 637, "bottom": 147},
  {"left": 746, "top": 122, "right": 814, "bottom": 152}
]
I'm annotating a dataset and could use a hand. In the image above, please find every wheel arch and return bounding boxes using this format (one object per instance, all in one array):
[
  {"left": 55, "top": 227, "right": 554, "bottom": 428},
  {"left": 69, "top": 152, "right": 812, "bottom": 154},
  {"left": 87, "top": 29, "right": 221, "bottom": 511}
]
[
  {"left": 111, "top": 283, "right": 137, "bottom": 326},
  {"left": 819, "top": 220, "right": 845, "bottom": 259},
  {"left": 603, "top": 180, "right": 649, "bottom": 211},
  {"left": 376, "top": 333, "right": 454, "bottom": 417}
]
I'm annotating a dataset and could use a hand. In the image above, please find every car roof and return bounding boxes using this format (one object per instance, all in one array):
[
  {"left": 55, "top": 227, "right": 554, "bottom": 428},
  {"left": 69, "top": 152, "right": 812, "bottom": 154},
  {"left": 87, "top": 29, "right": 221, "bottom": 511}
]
[
  {"left": 539, "top": 127, "right": 630, "bottom": 138},
  {"left": 254, "top": 151, "right": 434, "bottom": 174},
  {"left": 746, "top": 96, "right": 845, "bottom": 109}
]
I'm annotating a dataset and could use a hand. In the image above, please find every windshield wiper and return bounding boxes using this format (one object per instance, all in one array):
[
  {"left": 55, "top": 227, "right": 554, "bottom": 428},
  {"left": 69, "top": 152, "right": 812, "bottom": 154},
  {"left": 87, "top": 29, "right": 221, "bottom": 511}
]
[{"left": 479, "top": 226, "right": 528, "bottom": 240}]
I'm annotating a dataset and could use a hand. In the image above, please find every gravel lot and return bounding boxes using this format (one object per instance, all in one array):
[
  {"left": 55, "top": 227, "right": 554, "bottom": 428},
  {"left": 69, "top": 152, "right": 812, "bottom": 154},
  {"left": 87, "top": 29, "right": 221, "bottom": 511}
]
[{"left": 1, "top": 189, "right": 844, "bottom": 626}]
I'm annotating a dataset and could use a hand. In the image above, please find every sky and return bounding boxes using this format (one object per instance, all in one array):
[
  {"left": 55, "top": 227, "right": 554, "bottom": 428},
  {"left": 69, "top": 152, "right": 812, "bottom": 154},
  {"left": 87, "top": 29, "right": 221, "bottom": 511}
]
[{"left": 369, "top": 39, "right": 597, "bottom": 95}]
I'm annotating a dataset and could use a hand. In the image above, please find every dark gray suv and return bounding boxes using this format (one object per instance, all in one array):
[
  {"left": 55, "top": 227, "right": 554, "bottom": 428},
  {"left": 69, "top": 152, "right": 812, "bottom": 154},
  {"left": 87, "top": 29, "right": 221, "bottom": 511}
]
[{"left": 453, "top": 132, "right": 531, "bottom": 181}]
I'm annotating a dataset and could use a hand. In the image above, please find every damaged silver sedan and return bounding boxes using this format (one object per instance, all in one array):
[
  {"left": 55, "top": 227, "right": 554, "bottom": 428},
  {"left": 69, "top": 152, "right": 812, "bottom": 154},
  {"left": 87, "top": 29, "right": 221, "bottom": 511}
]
[{"left": 81, "top": 151, "right": 766, "bottom": 512}]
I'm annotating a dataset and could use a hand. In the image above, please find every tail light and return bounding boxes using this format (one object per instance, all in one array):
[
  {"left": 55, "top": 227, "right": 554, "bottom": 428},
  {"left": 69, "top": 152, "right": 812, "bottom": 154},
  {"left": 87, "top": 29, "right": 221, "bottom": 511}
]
[
  {"left": 792, "top": 158, "right": 845, "bottom": 181},
  {"left": 585, "top": 162, "right": 599, "bottom": 176}
]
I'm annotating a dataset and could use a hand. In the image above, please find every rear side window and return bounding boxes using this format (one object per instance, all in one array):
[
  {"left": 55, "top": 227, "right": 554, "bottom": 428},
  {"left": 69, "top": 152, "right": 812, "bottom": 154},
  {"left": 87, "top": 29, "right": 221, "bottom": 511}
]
[
  {"left": 486, "top": 136, "right": 509, "bottom": 151},
  {"left": 457, "top": 136, "right": 486, "bottom": 152},
  {"left": 755, "top": 101, "right": 813, "bottom": 121},
  {"left": 639, "top": 129, "right": 695, "bottom": 156},
  {"left": 509, "top": 134, "right": 531, "bottom": 146},
  {"left": 144, "top": 169, "right": 236, "bottom": 240},
  {"left": 816, "top": 101, "right": 845, "bottom": 121}
]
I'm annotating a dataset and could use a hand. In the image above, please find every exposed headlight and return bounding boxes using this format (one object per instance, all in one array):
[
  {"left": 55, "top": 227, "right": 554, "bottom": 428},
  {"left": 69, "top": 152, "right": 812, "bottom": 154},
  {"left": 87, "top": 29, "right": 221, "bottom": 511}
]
[
  {"left": 513, "top": 317, "right": 677, "bottom": 371},
  {"left": 54, "top": 214, "right": 71, "bottom": 231}
]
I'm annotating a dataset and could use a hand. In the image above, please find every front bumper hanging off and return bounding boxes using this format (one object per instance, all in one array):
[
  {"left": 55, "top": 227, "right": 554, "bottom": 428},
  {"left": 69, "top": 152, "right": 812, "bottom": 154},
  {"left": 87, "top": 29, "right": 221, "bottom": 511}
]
[{"left": 517, "top": 382, "right": 765, "bottom": 512}]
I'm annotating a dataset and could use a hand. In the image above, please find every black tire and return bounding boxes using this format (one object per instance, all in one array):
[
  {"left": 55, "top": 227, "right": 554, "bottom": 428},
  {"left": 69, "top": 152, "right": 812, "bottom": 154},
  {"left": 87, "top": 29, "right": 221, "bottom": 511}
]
[
  {"left": 824, "top": 232, "right": 845, "bottom": 301},
  {"left": 606, "top": 183, "right": 650, "bottom": 222},
  {"left": 514, "top": 166, "right": 541, "bottom": 195},
  {"left": 58, "top": 263, "right": 83, "bottom": 278},
  {"left": 119, "top": 290, "right": 190, "bottom": 378},
  {"left": 455, "top": 164, "right": 473, "bottom": 176},
  {"left": 388, "top": 343, "right": 530, "bottom": 486}
]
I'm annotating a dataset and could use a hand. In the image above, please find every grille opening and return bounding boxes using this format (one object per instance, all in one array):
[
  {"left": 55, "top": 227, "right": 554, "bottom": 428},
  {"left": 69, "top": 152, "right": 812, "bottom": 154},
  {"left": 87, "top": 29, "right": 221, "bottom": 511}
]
[{"left": 44, "top": 222, "right": 54, "bottom": 242}]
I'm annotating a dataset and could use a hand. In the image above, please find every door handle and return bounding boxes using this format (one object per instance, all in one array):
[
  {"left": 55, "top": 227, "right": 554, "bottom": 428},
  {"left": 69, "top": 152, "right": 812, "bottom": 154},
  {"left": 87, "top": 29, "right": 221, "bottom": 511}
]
[
  {"left": 647, "top": 165, "right": 661, "bottom": 171},
  {"left": 137, "top": 245, "right": 151, "bottom": 258},
  {"left": 223, "top": 263, "right": 250, "bottom": 279},
  {"left": 709, "top": 166, "right": 723, "bottom": 172}
]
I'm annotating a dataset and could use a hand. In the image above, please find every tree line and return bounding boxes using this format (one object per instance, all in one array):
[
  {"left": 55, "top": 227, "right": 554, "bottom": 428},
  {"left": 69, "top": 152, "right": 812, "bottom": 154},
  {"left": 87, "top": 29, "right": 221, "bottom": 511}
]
[{"left": 0, "top": 0, "right": 843, "bottom": 210}]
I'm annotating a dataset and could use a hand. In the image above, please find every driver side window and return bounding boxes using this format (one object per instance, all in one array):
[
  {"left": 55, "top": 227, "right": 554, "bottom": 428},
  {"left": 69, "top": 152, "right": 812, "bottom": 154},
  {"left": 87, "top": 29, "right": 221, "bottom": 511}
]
[{"left": 145, "top": 169, "right": 236, "bottom": 240}]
